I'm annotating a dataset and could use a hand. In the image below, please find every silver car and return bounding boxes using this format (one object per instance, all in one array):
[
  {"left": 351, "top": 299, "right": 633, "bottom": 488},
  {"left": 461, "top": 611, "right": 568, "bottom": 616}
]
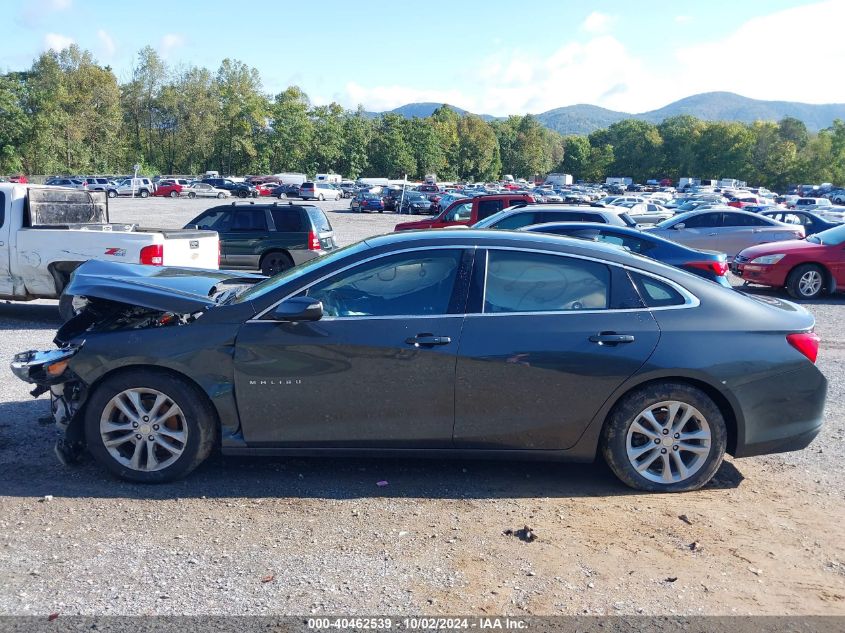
[
  {"left": 647, "top": 209, "right": 805, "bottom": 259},
  {"left": 184, "top": 182, "right": 231, "bottom": 199}
]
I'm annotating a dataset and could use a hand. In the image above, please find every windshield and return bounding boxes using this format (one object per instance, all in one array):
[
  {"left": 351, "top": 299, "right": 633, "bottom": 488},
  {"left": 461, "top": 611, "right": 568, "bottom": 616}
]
[
  {"left": 234, "top": 241, "right": 368, "bottom": 304},
  {"left": 807, "top": 223, "right": 845, "bottom": 245}
]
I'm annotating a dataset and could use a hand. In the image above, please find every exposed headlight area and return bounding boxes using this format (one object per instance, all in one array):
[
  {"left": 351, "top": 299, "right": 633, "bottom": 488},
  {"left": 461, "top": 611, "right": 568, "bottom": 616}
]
[{"left": 10, "top": 345, "right": 81, "bottom": 388}]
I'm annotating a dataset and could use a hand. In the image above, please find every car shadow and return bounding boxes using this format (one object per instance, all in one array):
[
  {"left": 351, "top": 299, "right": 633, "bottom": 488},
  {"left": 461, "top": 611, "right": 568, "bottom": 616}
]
[
  {"left": 736, "top": 283, "right": 845, "bottom": 306},
  {"left": 0, "top": 301, "right": 62, "bottom": 330},
  {"left": 0, "top": 399, "right": 744, "bottom": 501}
]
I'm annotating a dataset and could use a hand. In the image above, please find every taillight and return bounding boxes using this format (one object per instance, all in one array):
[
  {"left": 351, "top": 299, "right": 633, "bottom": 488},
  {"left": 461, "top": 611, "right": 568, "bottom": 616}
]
[
  {"left": 686, "top": 260, "right": 728, "bottom": 276},
  {"left": 140, "top": 244, "right": 164, "bottom": 265},
  {"left": 217, "top": 240, "right": 222, "bottom": 266},
  {"left": 308, "top": 231, "right": 321, "bottom": 251},
  {"left": 787, "top": 332, "right": 820, "bottom": 363}
]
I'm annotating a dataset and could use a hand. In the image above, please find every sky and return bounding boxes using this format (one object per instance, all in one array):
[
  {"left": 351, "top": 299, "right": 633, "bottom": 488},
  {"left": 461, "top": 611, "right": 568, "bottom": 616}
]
[{"left": 4, "top": 0, "right": 843, "bottom": 116}]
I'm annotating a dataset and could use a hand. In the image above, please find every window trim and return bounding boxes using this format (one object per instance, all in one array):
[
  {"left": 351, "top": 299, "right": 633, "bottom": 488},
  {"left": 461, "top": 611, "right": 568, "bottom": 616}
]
[{"left": 249, "top": 244, "right": 699, "bottom": 322}]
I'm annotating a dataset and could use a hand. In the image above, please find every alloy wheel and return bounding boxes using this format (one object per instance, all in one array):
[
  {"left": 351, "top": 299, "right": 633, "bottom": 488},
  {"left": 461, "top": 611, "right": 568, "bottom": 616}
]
[
  {"left": 99, "top": 388, "right": 188, "bottom": 472},
  {"left": 625, "top": 400, "right": 711, "bottom": 484},
  {"left": 799, "top": 270, "right": 822, "bottom": 297}
]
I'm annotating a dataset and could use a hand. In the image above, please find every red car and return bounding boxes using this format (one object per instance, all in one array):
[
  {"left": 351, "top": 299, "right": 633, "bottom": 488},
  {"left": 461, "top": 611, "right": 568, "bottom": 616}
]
[
  {"left": 727, "top": 195, "right": 761, "bottom": 209},
  {"left": 8, "top": 174, "right": 28, "bottom": 183},
  {"left": 153, "top": 180, "right": 184, "bottom": 198},
  {"left": 254, "top": 183, "right": 275, "bottom": 197},
  {"left": 732, "top": 224, "right": 845, "bottom": 299},
  {"left": 395, "top": 194, "right": 534, "bottom": 231}
]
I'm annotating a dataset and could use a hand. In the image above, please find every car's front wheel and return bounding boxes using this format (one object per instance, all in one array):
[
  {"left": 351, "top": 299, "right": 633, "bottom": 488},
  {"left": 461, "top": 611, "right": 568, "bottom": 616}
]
[
  {"left": 601, "top": 382, "right": 727, "bottom": 492},
  {"left": 787, "top": 263, "right": 825, "bottom": 300},
  {"left": 107, "top": 189, "right": 117, "bottom": 198},
  {"left": 139, "top": 189, "right": 149, "bottom": 198},
  {"left": 169, "top": 190, "right": 178, "bottom": 198},
  {"left": 217, "top": 192, "right": 225, "bottom": 199},
  {"left": 84, "top": 369, "right": 216, "bottom": 483}
]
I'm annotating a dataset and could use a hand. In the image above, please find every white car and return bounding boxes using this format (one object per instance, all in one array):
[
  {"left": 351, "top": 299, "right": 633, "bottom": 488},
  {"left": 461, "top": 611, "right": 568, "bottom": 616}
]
[
  {"left": 622, "top": 202, "right": 673, "bottom": 225},
  {"left": 185, "top": 182, "right": 231, "bottom": 199},
  {"left": 114, "top": 177, "right": 155, "bottom": 198}
]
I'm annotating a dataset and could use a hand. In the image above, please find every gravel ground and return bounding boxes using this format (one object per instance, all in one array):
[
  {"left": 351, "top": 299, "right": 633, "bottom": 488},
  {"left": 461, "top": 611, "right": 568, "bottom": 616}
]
[{"left": 0, "top": 197, "right": 843, "bottom": 616}]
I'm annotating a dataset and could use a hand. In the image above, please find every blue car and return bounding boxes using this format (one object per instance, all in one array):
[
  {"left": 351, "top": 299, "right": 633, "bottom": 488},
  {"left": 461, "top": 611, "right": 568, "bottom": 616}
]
[
  {"left": 760, "top": 209, "right": 842, "bottom": 237},
  {"left": 520, "top": 222, "right": 731, "bottom": 287}
]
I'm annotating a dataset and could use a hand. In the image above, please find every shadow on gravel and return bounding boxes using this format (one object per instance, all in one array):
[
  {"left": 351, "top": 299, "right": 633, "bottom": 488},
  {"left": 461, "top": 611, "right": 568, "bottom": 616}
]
[
  {"left": 0, "top": 301, "right": 62, "bottom": 330},
  {"left": 0, "top": 397, "right": 745, "bottom": 501},
  {"left": 736, "top": 284, "right": 845, "bottom": 306}
]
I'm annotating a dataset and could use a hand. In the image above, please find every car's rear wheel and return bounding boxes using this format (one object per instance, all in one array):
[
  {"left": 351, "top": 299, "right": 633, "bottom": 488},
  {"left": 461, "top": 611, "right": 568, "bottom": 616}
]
[
  {"left": 216, "top": 192, "right": 225, "bottom": 198},
  {"left": 260, "top": 251, "right": 294, "bottom": 276},
  {"left": 84, "top": 369, "right": 216, "bottom": 483},
  {"left": 188, "top": 191, "right": 196, "bottom": 198},
  {"left": 139, "top": 189, "right": 149, "bottom": 198},
  {"left": 169, "top": 190, "right": 178, "bottom": 198},
  {"left": 787, "top": 264, "right": 825, "bottom": 300},
  {"left": 278, "top": 193, "right": 287, "bottom": 199},
  {"left": 107, "top": 190, "right": 117, "bottom": 198},
  {"left": 601, "top": 382, "right": 727, "bottom": 492},
  {"left": 238, "top": 190, "right": 247, "bottom": 198}
]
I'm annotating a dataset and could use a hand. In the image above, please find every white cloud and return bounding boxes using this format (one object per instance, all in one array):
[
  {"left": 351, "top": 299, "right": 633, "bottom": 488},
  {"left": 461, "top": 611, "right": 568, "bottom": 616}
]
[
  {"left": 43, "top": 32, "right": 74, "bottom": 52},
  {"left": 159, "top": 33, "right": 185, "bottom": 56},
  {"left": 674, "top": 15, "right": 692, "bottom": 24},
  {"left": 336, "top": 1, "right": 845, "bottom": 116},
  {"left": 670, "top": 0, "right": 845, "bottom": 106},
  {"left": 97, "top": 29, "right": 116, "bottom": 57},
  {"left": 581, "top": 11, "right": 614, "bottom": 34}
]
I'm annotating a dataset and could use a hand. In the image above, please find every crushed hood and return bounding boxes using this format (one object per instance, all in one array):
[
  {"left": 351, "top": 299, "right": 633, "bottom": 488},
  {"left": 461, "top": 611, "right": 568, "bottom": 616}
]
[{"left": 64, "top": 260, "right": 265, "bottom": 313}]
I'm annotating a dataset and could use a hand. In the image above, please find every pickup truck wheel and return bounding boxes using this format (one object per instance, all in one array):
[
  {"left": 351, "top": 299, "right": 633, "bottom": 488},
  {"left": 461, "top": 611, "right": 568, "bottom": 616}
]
[
  {"left": 169, "top": 190, "right": 178, "bottom": 198},
  {"left": 139, "top": 189, "right": 149, "bottom": 198},
  {"left": 58, "top": 294, "right": 75, "bottom": 322},
  {"left": 216, "top": 192, "right": 225, "bottom": 199},
  {"left": 260, "top": 251, "right": 294, "bottom": 276},
  {"left": 85, "top": 370, "right": 216, "bottom": 483},
  {"left": 107, "top": 190, "right": 117, "bottom": 198}
]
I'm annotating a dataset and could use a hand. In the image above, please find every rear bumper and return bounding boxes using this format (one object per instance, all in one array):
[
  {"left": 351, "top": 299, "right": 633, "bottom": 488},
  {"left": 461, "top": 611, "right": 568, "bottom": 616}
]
[
  {"left": 732, "top": 365, "right": 827, "bottom": 458},
  {"left": 290, "top": 249, "right": 327, "bottom": 266}
]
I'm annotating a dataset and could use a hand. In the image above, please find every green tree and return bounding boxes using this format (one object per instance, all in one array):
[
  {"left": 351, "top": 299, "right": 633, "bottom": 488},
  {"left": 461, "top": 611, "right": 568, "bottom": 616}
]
[
  {"left": 368, "top": 113, "right": 414, "bottom": 178},
  {"left": 213, "top": 59, "right": 267, "bottom": 175},
  {"left": 407, "top": 117, "right": 446, "bottom": 180},
  {"left": 560, "top": 135, "right": 590, "bottom": 179},
  {"left": 695, "top": 121, "right": 755, "bottom": 181},
  {"left": 337, "top": 106, "right": 371, "bottom": 179},
  {"left": 658, "top": 115, "right": 705, "bottom": 181},
  {"left": 268, "top": 86, "right": 313, "bottom": 173},
  {"left": 307, "top": 102, "right": 344, "bottom": 174},
  {"left": 456, "top": 115, "right": 501, "bottom": 181},
  {"left": 0, "top": 75, "right": 29, "bottom": 173},
  {"left": 591, "top": 119, "right": 662, "bottom": 182},
  {"left": 778, "top": 116, "right": 810, "bottom": 149}
]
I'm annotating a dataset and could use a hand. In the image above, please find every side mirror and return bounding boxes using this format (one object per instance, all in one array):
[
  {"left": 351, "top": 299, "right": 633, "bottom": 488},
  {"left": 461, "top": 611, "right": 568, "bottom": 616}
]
[
  {"left": 673, "top": 223, "right": 686, "bottom": 230},
  {"left": 270, "top": 297, "right": 323, "bottom": 322}
]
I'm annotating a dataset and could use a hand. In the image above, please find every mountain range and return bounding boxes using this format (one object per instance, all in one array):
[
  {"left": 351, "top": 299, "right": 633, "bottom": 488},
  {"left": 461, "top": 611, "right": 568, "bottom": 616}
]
[{"left": 367, "top": 92, "right": 845, "bottom": 135}]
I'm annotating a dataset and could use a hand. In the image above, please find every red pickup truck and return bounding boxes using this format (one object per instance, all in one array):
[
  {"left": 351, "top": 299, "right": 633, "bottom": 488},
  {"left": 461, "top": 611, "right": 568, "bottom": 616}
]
[{"left": 394, "top": 194, "right": 534, "bottom": 231}]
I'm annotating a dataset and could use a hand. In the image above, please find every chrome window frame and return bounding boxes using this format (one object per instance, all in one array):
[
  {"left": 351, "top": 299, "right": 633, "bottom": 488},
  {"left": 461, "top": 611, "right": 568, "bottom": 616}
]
[{"left": 250, "top": 244, "right": 699, "bottom": 323}]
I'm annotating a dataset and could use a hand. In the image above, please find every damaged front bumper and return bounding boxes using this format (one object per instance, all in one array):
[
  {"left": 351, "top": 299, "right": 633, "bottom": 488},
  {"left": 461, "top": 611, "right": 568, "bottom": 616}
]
[{"left": 11, "top": 345, "right": 85, "bottom": 441}]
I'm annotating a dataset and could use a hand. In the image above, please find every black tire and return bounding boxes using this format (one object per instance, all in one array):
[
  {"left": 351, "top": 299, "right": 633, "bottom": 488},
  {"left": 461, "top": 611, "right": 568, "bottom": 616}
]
[
  {"left": 216, "top": 192, "right": 225, "bottom": 199},
  {"left": 139, "top": 189, "right": 149, "bottom": 198},
  {"left": 601, "top": 382, "right": 727, "bottom": 493},
  {"left": 169, "top": 190, "right": 178, "bottom": 198},
  {"left": 786, "top": 263, "right": 826, "bottom": 300},
  {"left": 238, "top": 190, "right": 248, "bottom": 198},
  {"left": 58, "top": 294, "right": 75, "bottom": 322},
  {"left": 260, "top": 250, "right": 294, "bottom": 276},
  {"left": 84, "top": 369, "right": 216, "bottom": 483},
  {"left": 278, "top": 193, "right": 287, "bottom": 199},
  {"left": 107, "top": 189, "right": 117, "bottom": 198}
]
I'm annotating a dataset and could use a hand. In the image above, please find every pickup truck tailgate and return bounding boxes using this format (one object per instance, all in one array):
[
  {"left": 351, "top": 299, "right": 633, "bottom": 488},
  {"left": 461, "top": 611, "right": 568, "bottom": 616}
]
[{"left": 158, "top": 230, "right": 219, "bottom": 268}]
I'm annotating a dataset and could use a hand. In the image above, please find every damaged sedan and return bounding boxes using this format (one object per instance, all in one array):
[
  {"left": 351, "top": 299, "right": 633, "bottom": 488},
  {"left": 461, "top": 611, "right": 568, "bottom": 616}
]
[{"left": 11, "top": 230, "right": 828, "bottom": 492}]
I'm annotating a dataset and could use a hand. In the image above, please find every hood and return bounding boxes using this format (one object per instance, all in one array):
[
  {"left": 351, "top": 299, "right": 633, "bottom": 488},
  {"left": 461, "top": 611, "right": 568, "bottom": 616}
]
[
  {"left": 738, "top": 239, "right": 819, "bottom": 259},
  {"left": 63, "top": 260, "right": 265, "bottom": 313}
]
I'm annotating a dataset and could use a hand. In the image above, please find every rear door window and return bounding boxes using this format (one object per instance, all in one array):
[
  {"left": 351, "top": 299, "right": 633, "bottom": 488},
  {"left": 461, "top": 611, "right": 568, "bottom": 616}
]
[
  {"left": 484, "top": 250, "right": 610, "bottom": 313},
  {"left": 192, "top": 209, "right": 232, "bottom": 231},
  {"left": 271, "top": 208, "right": 305, "bottom": 232},
  {"left": 231, "top": 209, "right": 268, "bottom": 231},
  {"left": 492, "top": 212, "right": 538, "bottom": 230},
  {"left": 477, "top": 199, "right": 504, "bottom": 220},
  {"left": 306, "top": 207, "right": 333, "bottom": 233},
  {"left": 681, "top": 212, "right": 721, "bottom": 228}
]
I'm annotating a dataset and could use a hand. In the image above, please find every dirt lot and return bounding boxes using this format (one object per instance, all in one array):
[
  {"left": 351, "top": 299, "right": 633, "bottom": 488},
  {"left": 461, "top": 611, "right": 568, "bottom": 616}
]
[{"left": 0, "top": 197, "right": 843, "bottom": 616}]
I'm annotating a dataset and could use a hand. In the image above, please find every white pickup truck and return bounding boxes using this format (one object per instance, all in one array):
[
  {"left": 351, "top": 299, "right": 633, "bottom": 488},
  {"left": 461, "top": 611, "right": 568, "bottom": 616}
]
[{"left": 0, "top": 184, "right": 219, "bottom": 317}]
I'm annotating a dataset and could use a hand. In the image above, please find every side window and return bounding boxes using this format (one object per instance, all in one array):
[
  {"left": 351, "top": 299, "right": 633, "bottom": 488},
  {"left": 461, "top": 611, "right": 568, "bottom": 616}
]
[
  {"left": 722, "top": 213, "right": 767, "bottom": 227},
  {"left": 305, "top": 249, "right": 463, "bottom": 318},
  {"left": 484, "top": 250, "right": 610, "bottom": 313},
  {"left": 630, "top": 272, "right": 686, "bottom": 307},
  {"left": 477, "top": 199, "right": 504, "bottom": 220},
  {"left": 578, "top": 213, "right": 606, "bottom": 223},
  {"left": 0, "top": 191, "right": 5, "bottom": 228},
  {"left": 271, "top": 209, "right": 305, "bottom": 232},
  {"left": 503, "top": 198, "right": 524, "bottom": 209},
  {"left": 492, "top": 212, "right": 537, "bottom": 230},
  {"left": 445, "top": 202, "right": 472, "bottom": 222},
  {"left": 192, "top": 210, "right": 231, "bottom": 231},
  {"left": 230, "top": 209, "right": 268, "bottom": 231},
  {"left": 680, "top": 213, "right": 721, "bottom": 228}
]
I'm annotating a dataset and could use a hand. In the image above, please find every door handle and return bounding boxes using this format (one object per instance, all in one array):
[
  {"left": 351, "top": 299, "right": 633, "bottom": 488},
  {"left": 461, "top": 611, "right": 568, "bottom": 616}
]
[
  {"left": 589, "top": 332, "right": 635, "bottom": 346},
  {"left": 406, "top": 334, "right": 452, "bottom": 347}
]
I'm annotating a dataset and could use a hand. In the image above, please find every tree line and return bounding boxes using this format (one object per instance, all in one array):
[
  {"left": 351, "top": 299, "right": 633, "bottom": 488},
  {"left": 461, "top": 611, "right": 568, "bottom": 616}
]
[{"left": 1, "top": 45, "right": 844, "bottom": 190}]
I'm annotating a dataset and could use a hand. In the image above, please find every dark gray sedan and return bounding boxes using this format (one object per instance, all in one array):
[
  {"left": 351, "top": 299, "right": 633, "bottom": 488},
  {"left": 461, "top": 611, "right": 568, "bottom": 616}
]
[{"left": 12, "top": 230, "right": 826, "bottom": 492}]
